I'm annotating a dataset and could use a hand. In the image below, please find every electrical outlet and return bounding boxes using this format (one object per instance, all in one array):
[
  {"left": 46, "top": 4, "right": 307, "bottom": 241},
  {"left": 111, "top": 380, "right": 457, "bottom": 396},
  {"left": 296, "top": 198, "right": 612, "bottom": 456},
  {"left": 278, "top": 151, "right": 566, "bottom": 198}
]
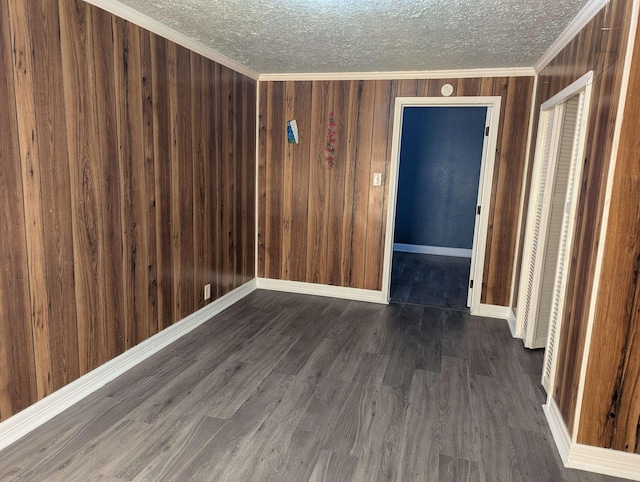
[
  {"left": 204, "top": 283, "right": 211, "bottom": 301},
  {"left": 373, "top": 172, "right": 382, "bottom": 186}
]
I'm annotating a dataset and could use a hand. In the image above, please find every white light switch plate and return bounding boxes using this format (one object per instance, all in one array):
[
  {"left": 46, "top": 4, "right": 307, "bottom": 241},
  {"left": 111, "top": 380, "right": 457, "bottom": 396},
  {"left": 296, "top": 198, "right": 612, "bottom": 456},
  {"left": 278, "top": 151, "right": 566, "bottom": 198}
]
[{"left": 373, "top": 172, "right": 382, "bottom": 186}]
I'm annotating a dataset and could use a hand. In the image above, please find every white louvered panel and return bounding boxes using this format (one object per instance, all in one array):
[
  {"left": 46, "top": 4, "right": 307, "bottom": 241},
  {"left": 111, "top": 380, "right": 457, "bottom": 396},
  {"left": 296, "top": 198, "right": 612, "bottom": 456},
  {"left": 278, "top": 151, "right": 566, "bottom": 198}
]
[
  {"left": 542, "top": 92, "right": 587, "bottom": 391},
  {"left": 520, "top": 112, "right": 556, "bottom": 338},
  {"left": 530, "top": 96, "right": 579, "bottom": 349}
]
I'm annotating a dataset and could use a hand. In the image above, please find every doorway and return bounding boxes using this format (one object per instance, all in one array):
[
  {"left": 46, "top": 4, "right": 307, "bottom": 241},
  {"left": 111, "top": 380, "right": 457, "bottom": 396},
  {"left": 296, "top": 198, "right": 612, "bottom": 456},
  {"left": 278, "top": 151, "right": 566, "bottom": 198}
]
[
  {"left": 381, "top": 96, "right": 502, "bottom": 315},
  {"left": 390, "top": 106, "right": 487, "bottom": 309}
]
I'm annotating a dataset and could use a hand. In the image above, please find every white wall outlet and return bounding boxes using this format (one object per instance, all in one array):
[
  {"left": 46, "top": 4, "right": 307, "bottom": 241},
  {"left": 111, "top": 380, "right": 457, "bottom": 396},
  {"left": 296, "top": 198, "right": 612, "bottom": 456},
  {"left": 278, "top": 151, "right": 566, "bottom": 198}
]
[
  {"left": 373, "top": 172, "right": 382, "bottom": 186},
  {"left": 204, "top": 283, "right": 211, "bottom": 301}
]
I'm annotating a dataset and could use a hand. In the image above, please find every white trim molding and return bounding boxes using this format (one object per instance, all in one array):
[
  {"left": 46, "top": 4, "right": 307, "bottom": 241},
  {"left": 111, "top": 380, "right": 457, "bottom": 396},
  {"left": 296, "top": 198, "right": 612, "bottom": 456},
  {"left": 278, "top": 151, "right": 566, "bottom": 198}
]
[
  {"left": 82, "top": 0, "right": 259, "bottom": 80},
  {"left": 259, "top": 67, "right": 535, "bottom": 82},
  {"left": 393, "top": 243, "right": 472, "bottom": 258},
  {"left": 544, "top": 398, "right": 640, "bottom": 481},
  {"left": 507, "top": 308, "right": 518, "bottom": 337},
  {"left": 0, "top": 279, "right": 257, "bottom": 452},
  {"left": 535, "top": 0, "right": 609, "bottom": 72},
  {"left": 544, "top": 398, "right": 572, "bottom": 465},
  {"left": 256, "top": 278, "right": 387, "bottom": 304},
  {"left": 381, "top": 96, "right": 502, "bottom": 310},
  {"left": 471, "top": 304, "right": 511, "bottom": 320}
]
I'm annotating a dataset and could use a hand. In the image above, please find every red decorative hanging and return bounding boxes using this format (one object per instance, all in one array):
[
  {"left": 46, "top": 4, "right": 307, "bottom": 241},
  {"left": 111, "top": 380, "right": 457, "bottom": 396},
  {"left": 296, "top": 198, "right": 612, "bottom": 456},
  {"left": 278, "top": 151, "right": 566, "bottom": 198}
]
[{"left": 325, "top": 112, "right": 336, "bottom": 168}]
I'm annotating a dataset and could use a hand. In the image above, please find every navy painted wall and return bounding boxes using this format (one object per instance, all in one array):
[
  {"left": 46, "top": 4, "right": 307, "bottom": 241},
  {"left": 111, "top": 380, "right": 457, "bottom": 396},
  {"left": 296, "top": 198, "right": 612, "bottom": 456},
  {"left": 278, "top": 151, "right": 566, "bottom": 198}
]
[{"left": 394, "top": 106, "right": 487, "bottom": 250}]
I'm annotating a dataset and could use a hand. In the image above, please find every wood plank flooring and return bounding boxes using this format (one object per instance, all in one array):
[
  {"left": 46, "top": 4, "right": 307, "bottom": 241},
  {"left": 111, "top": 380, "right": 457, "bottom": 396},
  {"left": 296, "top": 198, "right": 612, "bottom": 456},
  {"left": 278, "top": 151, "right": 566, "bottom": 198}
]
[
  {"left": 391, "top": 252, "right": 470, "bottom": 310},
  {"left": 0, "top": 291, "right": 625, "bottom": 481}
]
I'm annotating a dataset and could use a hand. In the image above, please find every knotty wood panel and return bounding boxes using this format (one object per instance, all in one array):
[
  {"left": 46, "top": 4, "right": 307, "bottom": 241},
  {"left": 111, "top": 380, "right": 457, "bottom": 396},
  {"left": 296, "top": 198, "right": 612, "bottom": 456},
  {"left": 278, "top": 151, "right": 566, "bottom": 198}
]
[
  {"left": 577, "top": 11, "right": 640, "bottom": 452},
  {"left": 258, "top": 77, "right": 533, "bottom": 301},
  {"left": 0, "top": 0, "right": 256, "bottom": 422},
  {"left": 511, "top": 0, "right": 633, "bottom": 435}
]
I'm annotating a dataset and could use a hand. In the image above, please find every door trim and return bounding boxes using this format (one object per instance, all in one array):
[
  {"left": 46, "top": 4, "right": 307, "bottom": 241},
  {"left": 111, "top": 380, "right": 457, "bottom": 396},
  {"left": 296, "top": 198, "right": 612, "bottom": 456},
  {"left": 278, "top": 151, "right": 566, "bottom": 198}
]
[{"left": 381, "top": 96, "right": 502, "bottom": 315}]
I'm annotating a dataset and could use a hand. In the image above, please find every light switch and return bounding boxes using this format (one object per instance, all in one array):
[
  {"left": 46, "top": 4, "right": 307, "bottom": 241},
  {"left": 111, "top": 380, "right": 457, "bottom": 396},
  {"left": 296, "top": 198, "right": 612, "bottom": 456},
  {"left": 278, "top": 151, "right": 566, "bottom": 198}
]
[{"left": 373, "top": 172, "right": 382, "bottom": 186}]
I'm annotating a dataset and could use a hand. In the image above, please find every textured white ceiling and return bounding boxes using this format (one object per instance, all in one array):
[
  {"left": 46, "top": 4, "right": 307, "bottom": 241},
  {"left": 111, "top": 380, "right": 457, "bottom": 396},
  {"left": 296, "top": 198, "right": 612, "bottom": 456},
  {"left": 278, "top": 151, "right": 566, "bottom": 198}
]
[{"left": 116, "top": 0, "right": 591, "bottom": 73}]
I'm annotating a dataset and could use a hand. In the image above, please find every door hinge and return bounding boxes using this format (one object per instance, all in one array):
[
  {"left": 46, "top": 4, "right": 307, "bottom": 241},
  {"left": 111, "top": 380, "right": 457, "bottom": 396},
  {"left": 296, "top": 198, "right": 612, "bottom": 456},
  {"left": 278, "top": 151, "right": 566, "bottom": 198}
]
[
  {"left": 485, "top": 126, "right": 490, "bottom": 136},
  {"left": 477, "top": 205, "right": 481, "bottom": 215},
  {"left": 469, "top": 279, "right": 474, "bottom": 289}
]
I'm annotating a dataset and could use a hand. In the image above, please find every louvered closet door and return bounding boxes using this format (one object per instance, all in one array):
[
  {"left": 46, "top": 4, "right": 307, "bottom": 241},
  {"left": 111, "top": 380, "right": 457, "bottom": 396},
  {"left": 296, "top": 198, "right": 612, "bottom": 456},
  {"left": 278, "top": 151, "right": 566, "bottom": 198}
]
[
  {"left": 530, "top": 95, "right": 580, "bottom": 350},
  {"left": 516, "top": 111, "right": 558, "bottom": 340},
  {"left": 542, "top": 92, "right": 586, "bottom": 390}
]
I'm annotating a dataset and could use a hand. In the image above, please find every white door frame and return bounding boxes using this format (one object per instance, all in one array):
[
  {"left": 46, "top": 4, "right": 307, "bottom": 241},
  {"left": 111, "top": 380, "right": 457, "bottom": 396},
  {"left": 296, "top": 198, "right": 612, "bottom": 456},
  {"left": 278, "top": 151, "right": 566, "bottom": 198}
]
[{"left": 381, "top": 96, "right": 502, "bottom": 315}]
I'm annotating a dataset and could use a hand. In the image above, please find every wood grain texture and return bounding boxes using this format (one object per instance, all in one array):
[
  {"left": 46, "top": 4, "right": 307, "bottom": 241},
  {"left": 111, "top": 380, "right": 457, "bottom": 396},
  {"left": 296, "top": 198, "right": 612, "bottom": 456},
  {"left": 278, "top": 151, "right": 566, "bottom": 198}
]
[
  {"left": 0, "top": 0, "right": 256, "bottom": 422},
  {"left": 0, "top": 291, "right": 620, "bottom": 481},
  {"left": 0, "top": 0, "right": 37, "bottom": 420},
  {"left": 577, "top": 9, "right": 640, "bottom": 452},
  {"left": 258, "top": 77, "right": 533, "bottom": 303},
  {"left": 510, "top": 0, "right": 633, "bottom": 435}
]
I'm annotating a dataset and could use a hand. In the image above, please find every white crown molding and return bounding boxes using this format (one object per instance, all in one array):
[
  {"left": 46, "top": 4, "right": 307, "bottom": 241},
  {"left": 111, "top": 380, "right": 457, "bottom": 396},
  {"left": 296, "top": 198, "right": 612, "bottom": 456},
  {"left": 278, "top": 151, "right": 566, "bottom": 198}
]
[
  {"left": 393, "top": 243, "right": 472, "bottom": 259},
  {"left": 0, "top": 279, "right": 257, "bottom": 452},
  {"left": 259, "top": 67, "right": 535, "bottom": 82},
  {"left": 82, "top": 0, "right": 260, "bottom": 80},
  {"left": 544, "top": 399, "right": 640, "bottom": 481},
  {"left": 256, "top": 278, "right": 387, "bottom": 304},
  {"left": 535, "top": 0, "right": 610, "bottom": 72}
]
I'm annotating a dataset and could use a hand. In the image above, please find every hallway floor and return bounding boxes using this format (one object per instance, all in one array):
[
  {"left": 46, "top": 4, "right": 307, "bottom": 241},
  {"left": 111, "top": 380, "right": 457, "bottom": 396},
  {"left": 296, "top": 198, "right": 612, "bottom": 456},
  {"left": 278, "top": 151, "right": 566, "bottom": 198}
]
[{"left": 390, "top": 252, "right": 471, "bottom": 310}]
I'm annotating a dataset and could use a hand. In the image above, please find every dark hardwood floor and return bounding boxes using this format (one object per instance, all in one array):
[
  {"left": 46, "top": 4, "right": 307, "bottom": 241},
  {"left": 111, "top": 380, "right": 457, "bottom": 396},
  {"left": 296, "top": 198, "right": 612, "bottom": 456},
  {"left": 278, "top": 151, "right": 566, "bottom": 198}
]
[
  {"left": 0, "top": 290, "right": 625, "bottom": 481},
  {"left": 390, "top": 252, "right": 471, "bottom": 310}
]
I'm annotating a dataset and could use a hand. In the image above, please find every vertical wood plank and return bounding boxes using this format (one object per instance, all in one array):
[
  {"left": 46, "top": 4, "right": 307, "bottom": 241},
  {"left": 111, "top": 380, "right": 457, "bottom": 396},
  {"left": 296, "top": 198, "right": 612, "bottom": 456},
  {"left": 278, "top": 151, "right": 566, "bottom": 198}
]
[
  {"left": 150, "top": 35, "right": 174, "bottom": 331},
  {"left": 264, "top": 81, "right": 284, "bottom": 281},
  {"left": 348, "top": 81, "right": 376, "bottom": 288},
  {"left": 257, "top": 81, "right": 268, "bottom": 279},
  {"left": 8, "top": 0, "right": 54, "bottom": 400},
  {"left": 233, "top": 72, "right": 244, "bottom": 290},
  {"left": 305, "top": 81, "right": 332, "bottom": 284},
  {"left": 220, "top": 66, "right": 235, "bottom": 294},
  {"left": 177, "top": 45, "right": 194, "bottom": 316},
  {"left": 212, "top": 63, "right": 224, "bottom": 297},
  {"left": 326, "top": 81, "right": 349, "bottom": 286},
  {"left": 27, "top": 0, "right": 81, "bottom": 388},
  {"left": 281, "top": 81, "right": 296, "bottom": 280},
  {"left": 59, "top": 0, "right": 108, "bottom": 373},
  {"left": 0, "top": 0, "right": 37, "bottom": 419},
  {"left": 140, "top": 29, "right": 158, "bottom": 336},
  {"left": 244, "top": 77, "right": 257, "bottom": 284},
  {"left": 363, "top": 80, "right": 393, "bottom": 290},
  {"left": 191, "top": 52, "right": 207, "bottom": 310},
  {"left": 112, "top": 16, "right": 135, "bottom": 350},
  {"left": 290, "top": 81, "right": 312, "bottom": 282},
  {"left": 92, "top": 6, "right": 125, "bottom": 359}
]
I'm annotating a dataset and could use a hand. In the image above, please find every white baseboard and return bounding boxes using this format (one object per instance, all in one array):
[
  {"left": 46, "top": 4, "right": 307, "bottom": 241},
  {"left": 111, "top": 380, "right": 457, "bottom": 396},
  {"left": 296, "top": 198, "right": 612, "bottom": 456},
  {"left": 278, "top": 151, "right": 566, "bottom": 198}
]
[
  {"left": 570, "top": 443, "right": 640, "bottom": 481},
  {"left": 393, "top": 243, "right": 472, "bottom": 258},
  {"left": 470, "top": 303, "right": 511, "bottom": 320},
  {"left": 256, "top": 278, "right": 387, "bottom": 304},
  {"left": 507, "top": 308, "right": 518, "bottom": 337},
  {"left": 544, "top": 398, "right": 572, "bottom": 465},
  {"left": 544, "top": 398, "right": 640, "bottom": 481},
  {"left": 0, "top": 279, "right": 257, "bottom": 452}
]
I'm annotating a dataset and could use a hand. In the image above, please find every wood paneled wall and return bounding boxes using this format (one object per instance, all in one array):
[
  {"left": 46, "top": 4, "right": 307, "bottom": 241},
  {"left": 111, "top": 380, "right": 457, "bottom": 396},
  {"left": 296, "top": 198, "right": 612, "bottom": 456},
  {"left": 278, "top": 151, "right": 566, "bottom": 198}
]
[
  {"left": 511, "top": 0, "right": 633, "bottom": 437},
  {"left": 577, "top": 14, "right": 640, "bottom": 453},
  {"left": 258, "top": 77, "right": 533, "bottom": 304},
  {"left": 0, "top": 0, "right": 256, "bottom": 422}
]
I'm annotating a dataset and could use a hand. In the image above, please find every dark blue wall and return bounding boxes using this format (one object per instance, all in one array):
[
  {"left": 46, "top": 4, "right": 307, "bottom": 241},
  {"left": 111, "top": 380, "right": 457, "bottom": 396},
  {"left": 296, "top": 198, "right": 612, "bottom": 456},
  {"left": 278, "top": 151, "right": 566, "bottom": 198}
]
[{"left": 394, "top": 106, "right": 487, "bottom": 249}]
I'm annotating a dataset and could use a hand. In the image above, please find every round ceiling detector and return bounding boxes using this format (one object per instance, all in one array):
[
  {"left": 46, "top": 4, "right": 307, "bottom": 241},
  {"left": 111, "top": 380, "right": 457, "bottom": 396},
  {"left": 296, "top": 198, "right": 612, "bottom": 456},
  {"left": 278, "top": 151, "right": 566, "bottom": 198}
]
[{"left": 441, "top": 83, "right": 454, "bottom": 97}]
